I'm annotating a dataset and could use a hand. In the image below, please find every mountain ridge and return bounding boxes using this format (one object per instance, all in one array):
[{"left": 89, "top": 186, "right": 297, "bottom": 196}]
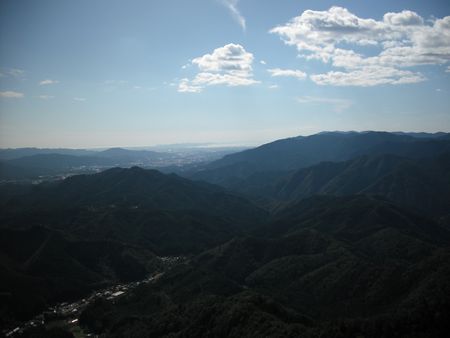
[{"left": 190, "top": 132, "right": 450, "bottom": 189}]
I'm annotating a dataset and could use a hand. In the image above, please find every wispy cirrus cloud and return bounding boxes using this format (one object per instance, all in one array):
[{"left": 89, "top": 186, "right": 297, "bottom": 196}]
[
  {"left": 268, "top": 68, "right": 307, "bottom": 80},
  {"left": 0, "top": 91, "right": 24, "bottom": 98},
  {"left": 39, "top": 79, "right": 59, "bottom": 85},
  {"left": 0, "top": 68, "right": 25, "bottom": 78},
  {"left": 271, "top": 7, "right": 450, "bottom": 86},
  {"left": 178, "top": 43, "right": 259, "bottom": 93},
  {"left": 220, "top": 0, "right": 246, "bottom": 31},
  {"left": 297, "top": 96, "right": 353, "bottom": 112}
]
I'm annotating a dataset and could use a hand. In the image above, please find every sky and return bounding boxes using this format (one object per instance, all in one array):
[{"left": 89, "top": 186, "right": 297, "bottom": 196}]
[{"left": 0, "top": 0, "right": 450, "bottom": 148}]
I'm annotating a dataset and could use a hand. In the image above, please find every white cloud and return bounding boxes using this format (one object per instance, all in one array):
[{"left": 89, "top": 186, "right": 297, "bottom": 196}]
[
  {"left": 268, "top": 68, "right": 307, "bottom": 79},
  {"left": 192, "top": 43, "right": 253, "bottom": 74},
  {"left": 192, "top": 72, "right": 258, "bottom": 86},
  {"left": 260, "top": 60, "right": 267, "bottom": 65},
  {"left": 221, "top": 0, "right": 246, "bottom": 31},
  {"left": 446, "top": 66, "right": 450, "bottom": 73},
  {"left": 383, "top": 10, "right": 424, "bottom": 26},
  {"left": 178, "top": 43, "right": 259, "bottom": 93},
  {"left": 37, "top": 95, "right": 55, "bottom": 100},
  {"left": 73, "top": 97, "right": 86, "bottom": 101},
  {"left": 178, "top": 78, "right": 202, "bottom": 93},
  {"left": 270, "top": 7, "right": 450, "bottom": 86},
  {"left": 297, "top": 96, "right": 353, "bottom": 112},
  {"left": 310, "top": 66, "right": 426, "bottom": 86},
  {"left": 39, "top": 79, "right": 59, "bottom": 85},
  {"left": 0, "top": 91, "right": 24, "bottom": 98},
  {"left": 268, "top": 84, "right": 279, "bottom": 89}
]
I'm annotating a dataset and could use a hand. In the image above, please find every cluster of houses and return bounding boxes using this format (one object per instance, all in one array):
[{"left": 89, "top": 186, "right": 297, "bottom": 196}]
[{"left": 4, "top": 270, "right": 167, "bottom": 337}]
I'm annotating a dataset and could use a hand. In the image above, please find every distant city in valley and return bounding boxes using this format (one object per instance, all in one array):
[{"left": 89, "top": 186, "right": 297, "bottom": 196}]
[
  {"left": 0, "top": 130, "right": 447, "bottom": 181},
  {"left": 0, "top": 143, "right": 250, "bottom": 183}
]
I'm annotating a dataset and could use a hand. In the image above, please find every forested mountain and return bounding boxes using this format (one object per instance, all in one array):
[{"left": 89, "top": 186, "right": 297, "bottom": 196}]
[
  {"left": 6, "top": 154, "right": 116, "bottom": 170},
  {"left": 0, "top": 167, "right": 266, "bottom": 331},
  {"left": 224, "top": 152, "right": 450, "bottom": 217},
  {"left": 2, "top": 131, "right": 450, "bottom": 337},
  {"left": 1, "top": 167, "right": 266, "bottom": 254},
  {"left": 76, "top": 195, "right": 450, "bottom": 337},
  {"left": 191, "top": 132, "right": 450, "bottom": 188},
  {"left": 0, "top": 226, "right": 155, "bottom": 327},
  {"left": 0, "top": 162, "right": 60, "bottom": 180},
  {"left": 3, "top": 0, "right": 449, "bottom": 335}
]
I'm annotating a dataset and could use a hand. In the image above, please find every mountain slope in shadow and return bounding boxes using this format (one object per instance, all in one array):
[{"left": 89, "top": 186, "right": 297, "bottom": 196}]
[
  {"left": 77, "top": 195, "right": 450, "bottom": 337},
  {"left": 190, "top": 132, "right": 450, "bottom": 188}
]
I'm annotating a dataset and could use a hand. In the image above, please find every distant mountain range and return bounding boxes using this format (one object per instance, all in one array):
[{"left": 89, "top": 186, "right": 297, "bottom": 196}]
[
  {"left": 0, "top": 148, "right": 170, "bottom": 180},
  {"left": 190, "top": 131, "right": 450, "bottom": 187},
  {"left": 0, "top": 148, "right": 98, "bottom": 160},
  {"left": 0, "top": 147, "right": 168, "bottom": 161},
  {"left": 0, "top": 145, "right": 246, "bottom": 181}
]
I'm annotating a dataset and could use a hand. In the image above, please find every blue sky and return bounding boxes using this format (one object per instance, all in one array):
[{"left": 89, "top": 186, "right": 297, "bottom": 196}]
[{"left": 0, "top": 0, "right": 449, "bottom": 148}]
